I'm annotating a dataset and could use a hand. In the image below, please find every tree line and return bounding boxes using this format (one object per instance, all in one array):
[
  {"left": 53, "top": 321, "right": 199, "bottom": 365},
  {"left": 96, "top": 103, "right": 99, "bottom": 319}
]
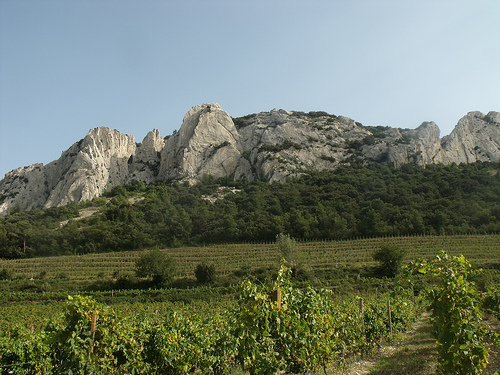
[{"left": 2, "top": 161, "right": 500, "bottom": 259}]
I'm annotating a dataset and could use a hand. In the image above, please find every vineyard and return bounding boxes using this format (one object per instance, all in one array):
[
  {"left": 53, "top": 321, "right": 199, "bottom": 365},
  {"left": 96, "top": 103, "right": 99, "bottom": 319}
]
[
  {"left": 1, "top": 234, "right": 499, "bottom": 281},
  {"left": 0, "top": 264, "right": 423, "bottom": 375},
  {"left": 1, "top": 258, "right": 498, "bottom": 374},
  {"left": 1, "top": 235, "right": 499, "bottom": 374}
]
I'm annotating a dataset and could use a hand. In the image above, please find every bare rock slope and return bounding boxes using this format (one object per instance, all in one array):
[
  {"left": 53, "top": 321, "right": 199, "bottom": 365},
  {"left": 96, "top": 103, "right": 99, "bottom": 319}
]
[{"left": 1, "top": 103, "right": 499, "bottom": 216}]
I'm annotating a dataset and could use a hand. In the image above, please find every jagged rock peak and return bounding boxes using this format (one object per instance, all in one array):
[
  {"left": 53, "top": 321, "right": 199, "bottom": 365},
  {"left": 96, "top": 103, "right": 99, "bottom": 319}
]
[
  {"left": 158, "top": 103, "right": 240, "bottom": 184},
  {"left": 135, "top": 129, "right": 164, "bottom": 162},
  {"left": 80, "top": 127, "right": 136, "bottom": 159},
  {"left": 1, "top": 105, "right": 499, "bottom": 216},
  {"left": 177, "top": 103, "right": 238, "bottom": 147},
  {"left": 435, "top": 111, "right": 500, "bottom": 164},
  {"left": 485, "top": 111, "right": 500, "bottom": 123}
]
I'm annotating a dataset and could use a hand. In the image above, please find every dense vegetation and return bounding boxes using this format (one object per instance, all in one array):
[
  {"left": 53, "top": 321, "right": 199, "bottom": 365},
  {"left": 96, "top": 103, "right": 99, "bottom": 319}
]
[
  {"left": 2, "top": 161, "right": 500, "bottom": 373},
  {"left": 0, "top": 264, "right": 422, "bottom": 374},
  {"left": 408, "top": 253, "right": 500, "bottom": 374},
  {"left": 2, "top": 161, "right": 500, "bottom": 259},
  {"left": 1, "top": 234, "right": 499, "bottom": 295},
  {"left": 1, "top": 256, "right": 498, "bottom": 374}
]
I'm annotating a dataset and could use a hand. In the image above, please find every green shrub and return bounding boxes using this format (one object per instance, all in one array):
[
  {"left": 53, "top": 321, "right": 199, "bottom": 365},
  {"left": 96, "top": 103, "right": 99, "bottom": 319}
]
[
  {"left": 135, "top": 249, "right": 176, "bottom": 285},
  {"left": 195, "top": 263, "right": 217, "bottom": 284},
  {"left": 373, "top": 244, "right": 405, "bottom": 278},
  {"left": 0, "top": 268, "right": 13, "bottom": 280}
]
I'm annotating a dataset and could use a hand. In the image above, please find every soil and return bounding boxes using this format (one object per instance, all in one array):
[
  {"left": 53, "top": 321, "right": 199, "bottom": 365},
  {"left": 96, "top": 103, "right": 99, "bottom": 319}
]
[
  {"left": 331, "top": 313, "right": 437, "bottom": 375},
  {"left": 484, "top": 313, "right": 500, "bottom": 374},
  {"left": 332, "top": 312, "right": 500, "bottom": 375}
]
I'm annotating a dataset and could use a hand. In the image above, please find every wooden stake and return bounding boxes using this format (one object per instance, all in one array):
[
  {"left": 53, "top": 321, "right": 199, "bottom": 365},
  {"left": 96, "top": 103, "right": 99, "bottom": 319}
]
[
  {"left": 272, "top": 289, "right": 282, "bottom": 308},
  {"left": 387, "top": 298, "right": 392, "bottom": 336},
  {"left": 90, "top": 314, "right": 98, "bottom": 354}
]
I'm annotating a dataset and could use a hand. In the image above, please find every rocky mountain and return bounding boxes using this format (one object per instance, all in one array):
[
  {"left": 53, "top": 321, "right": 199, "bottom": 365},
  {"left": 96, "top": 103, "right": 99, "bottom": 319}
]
[{"left": 1, "top": 103, "right": 499, "bottom": 216}]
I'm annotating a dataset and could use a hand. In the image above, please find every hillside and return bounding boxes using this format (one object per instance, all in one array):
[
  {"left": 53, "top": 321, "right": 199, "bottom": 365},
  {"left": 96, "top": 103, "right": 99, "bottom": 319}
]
[
  {"left": 2, "top": 234, "right": 499, "bottom": 283},
  {"left": 0, "top": 104, "right": 499, "bottom": 216},
  {"left": 2, "top": 162, "right": 500, "bottom": 259}
]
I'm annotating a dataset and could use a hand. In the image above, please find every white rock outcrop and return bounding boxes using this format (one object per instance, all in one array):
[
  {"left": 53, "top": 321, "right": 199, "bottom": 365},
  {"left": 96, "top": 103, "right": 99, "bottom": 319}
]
[
  {"left": 129, "top": 129, "right": 165, "bottom": 181},
  {"left": 1, "top": 105, "right": 499, "bottom": 216},
  {"left": 434, "top": 111, "right": 500, "bottom": 164},
  {"left": 158, "top": 103, "right": 240, "bottom": 184}
]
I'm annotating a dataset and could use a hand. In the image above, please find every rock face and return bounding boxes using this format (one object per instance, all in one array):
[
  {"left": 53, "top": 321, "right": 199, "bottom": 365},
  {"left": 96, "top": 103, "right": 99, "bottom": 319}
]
[
  {"left": 0, "top": 127, "right": 156, "bottom": 215},
  {"left": 1, "top": 104, "right": 499, "bottom": 216},
  {"left": 158, "top": 103, "right": 240, "bottom": 184},
  {"left": 434, "top": 111, "right": 500, "bottom": 164}
]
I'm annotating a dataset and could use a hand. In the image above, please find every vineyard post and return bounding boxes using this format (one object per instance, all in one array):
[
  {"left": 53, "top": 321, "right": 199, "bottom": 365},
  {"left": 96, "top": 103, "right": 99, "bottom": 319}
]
[
  {"left": 358, "top": 298, "right": 364, "bottom": 315},
  {"left": 272, "top": 289, "right": 282, "bottom": 308},
  {"left": 387, "top": 298, "right": 392, "bottom": 336},
  {"left": 90, "top": 313, "right": 98, "bottom": 354}
]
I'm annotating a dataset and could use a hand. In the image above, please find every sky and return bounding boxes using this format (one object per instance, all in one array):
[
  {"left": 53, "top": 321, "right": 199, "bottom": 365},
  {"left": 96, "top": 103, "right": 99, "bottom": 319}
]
[{"left": 1, "top": 0, "right": 499, "bottom": 178}]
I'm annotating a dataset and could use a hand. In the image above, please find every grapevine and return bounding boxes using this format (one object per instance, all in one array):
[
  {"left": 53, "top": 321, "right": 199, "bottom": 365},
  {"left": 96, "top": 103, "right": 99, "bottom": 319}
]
[
  {"left": 412, "top": 252, "right": 496, "bottom": 374},
  {"left": 0, "top": 266, "right": 420, "bottom": 374}
]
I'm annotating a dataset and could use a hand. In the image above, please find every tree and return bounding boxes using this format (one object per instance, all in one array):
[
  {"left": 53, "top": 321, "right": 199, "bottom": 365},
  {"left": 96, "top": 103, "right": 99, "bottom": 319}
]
[
  {"left": 372, "top": 244, "right": 405, "bottom": 277},
  {"left": 0, "top": 268, "right": 12, "bottom": 280},
  {"left": 276, "top": 233, "right": 306, "bottom": 278},
  {"left": 135, "top": 249, "right": 176, "bottom": 285},
  {"left": 194, "top": 263, "right": 217, "bottom": 284}
]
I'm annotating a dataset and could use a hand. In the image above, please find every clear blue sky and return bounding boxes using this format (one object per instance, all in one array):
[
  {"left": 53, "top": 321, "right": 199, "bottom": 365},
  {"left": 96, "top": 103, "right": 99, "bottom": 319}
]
[{"left": 1, "top": 0, "right": 499, "bottom": 178}]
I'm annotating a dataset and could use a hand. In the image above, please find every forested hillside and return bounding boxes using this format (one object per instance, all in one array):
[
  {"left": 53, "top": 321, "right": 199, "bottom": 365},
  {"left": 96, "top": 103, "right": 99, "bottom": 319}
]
[{"left": 2, "top": 161, "right": 500, "bottom": 259}]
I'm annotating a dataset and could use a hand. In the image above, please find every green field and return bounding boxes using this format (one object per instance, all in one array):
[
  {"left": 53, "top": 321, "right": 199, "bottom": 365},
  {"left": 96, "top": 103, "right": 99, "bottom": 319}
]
[
  {"left": 1, "top": 234, "right": 499, "bottom": 281},
  {"left": 1, "top": 234, "right": 499, "bottom": 374}
]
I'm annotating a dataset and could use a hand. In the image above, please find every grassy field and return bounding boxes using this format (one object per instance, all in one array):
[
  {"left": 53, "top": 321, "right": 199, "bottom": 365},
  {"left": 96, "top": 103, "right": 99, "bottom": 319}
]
[{"left": 1, "top": 234, "right": 499, "bottom": 281}]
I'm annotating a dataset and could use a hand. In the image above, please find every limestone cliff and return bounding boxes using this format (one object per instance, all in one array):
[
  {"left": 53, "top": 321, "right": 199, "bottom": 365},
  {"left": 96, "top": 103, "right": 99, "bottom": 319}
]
[
  {"left": 1, "top": 104, "right": 499, "bottom": 216},
  {"left": 434, "top": 111, "right": 500, "bottom": 164},
  {"left": 158, "top": 103, "right": 240, "bottom": 184},
  {"left": 0, "top": 127, "right": 158, "bottom": 215}
]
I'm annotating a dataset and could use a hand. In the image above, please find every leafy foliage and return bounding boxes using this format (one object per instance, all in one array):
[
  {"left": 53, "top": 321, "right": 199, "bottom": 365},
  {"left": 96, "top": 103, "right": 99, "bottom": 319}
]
[
  {"left": 194, "top": 263, "right": 217, "bottom": 284},
  {"left": 482, "top": 286, "right": 500, "bottom": 320},
  {"left": 0, "top": 326, "right": 53, "bottom": 374},
  {"left": 276, "top": 233, "right": 302, "bottom": 268},
  {"left": 412, "top": 252, "right": 495, "bottom": 374},
  {"left": 46, "top": 295, "right": 146, "bottom": 374},
  {"left": 135, "top": 249, "right": 176, "bottom": 285},
  {"left": 0, "top": 268, "right": 12, "bottom": 280},
  {"left": 233, "top": 263, "right": 419, "bottom": 373},
  {"left": 0, "top": 266, "right": 420, "bottom": 374},
  {"left": 3, "top": 162, "right": 500, "bottom": 259},
  {"left": 373, "top": 244, "right": 406, "bottom": 277}
]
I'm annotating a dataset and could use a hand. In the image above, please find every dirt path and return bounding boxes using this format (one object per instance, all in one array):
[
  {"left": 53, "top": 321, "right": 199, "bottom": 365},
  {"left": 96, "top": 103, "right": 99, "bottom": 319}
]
[
  {"left": 332, "top": 313, "right": 437, "bottom": 375},
  {"left": 484, "top": 313, "right": 500, "bottom": 374},
  {"left": 59, "top": 208, "right": 99, "bottom": 226},
  {"left": 332, "top": 312, "right": 500, "bottom": 375}
]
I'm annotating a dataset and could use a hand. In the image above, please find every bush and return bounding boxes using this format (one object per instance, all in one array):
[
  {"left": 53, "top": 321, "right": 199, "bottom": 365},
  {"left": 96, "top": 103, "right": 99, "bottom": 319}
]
[
  {"left": 45, "top": 295, "right": 144, "bottom": 374},
  {"left": 0, "top": 268, "right": 13, "bottom": 280},
  {"left": 276, "top": 234, "right": 303, "bottom": 269},
  {"left": 195, "top": 263, "right": 217, "bottom": 284},
  {"left": 135, "top": 249, "right": 176, "bottom": 285},
  {"left": 373, "top": 244, "right": 405, "bottom": 278}
]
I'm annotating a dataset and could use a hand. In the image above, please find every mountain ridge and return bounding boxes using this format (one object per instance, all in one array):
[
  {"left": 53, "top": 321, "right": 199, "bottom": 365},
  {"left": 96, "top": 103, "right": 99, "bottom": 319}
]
[{"left": 1, "top": 104, "right": 499, "bottom": 216}]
